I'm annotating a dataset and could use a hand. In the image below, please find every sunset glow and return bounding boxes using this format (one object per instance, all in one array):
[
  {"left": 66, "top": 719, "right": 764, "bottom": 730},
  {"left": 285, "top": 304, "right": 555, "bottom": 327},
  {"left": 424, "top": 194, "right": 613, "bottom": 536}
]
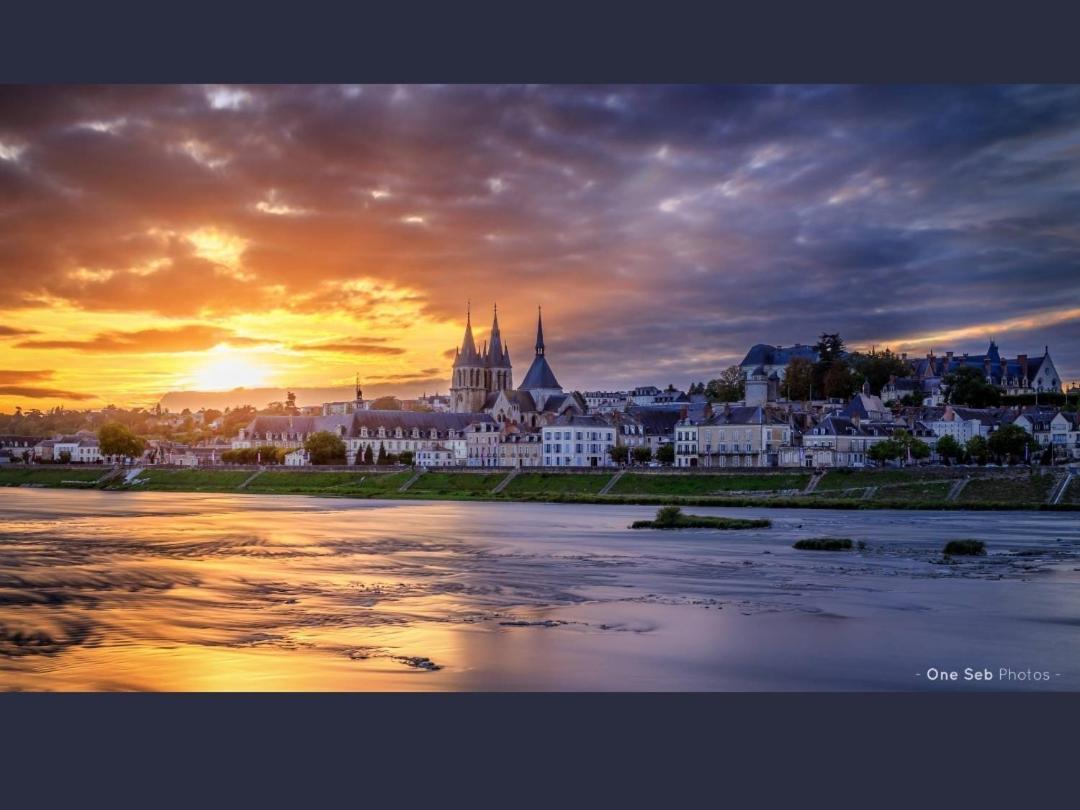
[{"left": 1, "top": 84, "right": 1079, "bottom": 412}]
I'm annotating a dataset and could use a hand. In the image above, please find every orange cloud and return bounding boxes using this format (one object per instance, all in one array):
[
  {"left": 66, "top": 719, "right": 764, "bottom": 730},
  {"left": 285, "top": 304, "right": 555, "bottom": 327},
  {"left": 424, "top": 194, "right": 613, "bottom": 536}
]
[{"left": 15, "top": 324, "right": 262, "bottom": 353}]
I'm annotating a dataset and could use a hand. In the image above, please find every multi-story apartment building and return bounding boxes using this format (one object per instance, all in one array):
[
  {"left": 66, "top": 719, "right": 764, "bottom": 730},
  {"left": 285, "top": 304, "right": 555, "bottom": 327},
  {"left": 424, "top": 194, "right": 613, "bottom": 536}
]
[
  {"left": 541, "top": 415, "right": 617, "bottom": 467},
  {"left": 690, "top": 406, "right": 794, "bottom": 468}
]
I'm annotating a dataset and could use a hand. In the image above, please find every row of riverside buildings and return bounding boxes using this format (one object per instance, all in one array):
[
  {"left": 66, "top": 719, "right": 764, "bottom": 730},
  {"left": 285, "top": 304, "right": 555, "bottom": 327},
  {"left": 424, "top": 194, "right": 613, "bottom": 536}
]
[{"left": 3, "top": 315, "right": 1075, "bottom": 468}]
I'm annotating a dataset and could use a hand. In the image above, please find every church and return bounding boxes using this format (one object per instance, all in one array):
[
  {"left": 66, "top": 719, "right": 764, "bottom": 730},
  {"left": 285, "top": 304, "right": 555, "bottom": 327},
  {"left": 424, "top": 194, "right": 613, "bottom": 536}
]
[{"left": 450, "top": 304, "right": 584, "bottom": 427}]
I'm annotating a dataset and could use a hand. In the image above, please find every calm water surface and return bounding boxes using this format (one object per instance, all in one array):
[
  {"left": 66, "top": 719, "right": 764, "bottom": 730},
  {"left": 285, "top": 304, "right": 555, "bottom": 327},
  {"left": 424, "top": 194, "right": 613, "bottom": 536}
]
[{"left": 1, "top": 488, "right": 1078, "bottom": 691}]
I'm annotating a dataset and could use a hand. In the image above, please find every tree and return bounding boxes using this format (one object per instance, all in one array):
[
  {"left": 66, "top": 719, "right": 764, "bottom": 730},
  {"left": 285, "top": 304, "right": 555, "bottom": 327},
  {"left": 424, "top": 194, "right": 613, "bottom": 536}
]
[
  {"left": 935, "top": 434, "right": 963, "bottom": 464},
  {"left": 631, "top": 445, "right": 653, "bottom": 465},
  {"left": 869, "top": 439, "right": 903, "bottom": 464},
  {"left": 355, "top": 446, "right": 367, "bottom": 465},
  {"left": 370, "top": 396, "right": 402, "bottom": 411},
  {"left": 988, "top": 424, "right": 1037, "bottom": 464},
  {"left": 608, "top": 445, "right": 630, "bottom": 465},
  {"left": 943, "top": 366, "right": 1001, "bottom": 408},
  {"left": 848, "top": 349, "right": 910, "bottom": 395},
  {"left": 965, "top": 435, "right": 989, "bottom": 465},
  {"left": 399, "top": 450, "right": 415, "bottom": 466},
  {"left": 255, "top": 445, "right": 283, "bottom": 464},
  {"left": 58, "top": 450, "right": 72, "bottom": 464},
  {"left": 783, "top": 356, "right": 814, "bottom": 401},
  {"left": 304, "top": 431, "right": 346, "bottom": 465},
  {"left": 705, "top": 366, "right": 745, "bottom": 403},
  {"left": 98, "top": 422, "right": 145, "bottom": 460},
  {"left": 823, "top": 362, "right": 859, "bottom": 400},
  {"left": 656, "top": 443, "right": 675, "bottom": 465},
  {"left": 363, "top": 445, "right": 375, "bottom": 465},
  {"left": 285, "top": 391, "right": 298, "bottom": 415},
  {"left": 814, "top": 333, "right": 846, "bottom": 364},
  {"left": 909, "top": 438, "right": 930, "bottom": 462},
  {"left": 376, "top": 442, "right": 388, "bottom": 464}
]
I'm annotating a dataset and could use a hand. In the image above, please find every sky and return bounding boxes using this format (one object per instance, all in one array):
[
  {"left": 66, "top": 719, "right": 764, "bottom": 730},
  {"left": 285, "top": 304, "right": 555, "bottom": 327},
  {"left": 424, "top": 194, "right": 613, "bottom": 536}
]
[{"left": 1, "top": 84, "right": 1078, "bottom": 411}]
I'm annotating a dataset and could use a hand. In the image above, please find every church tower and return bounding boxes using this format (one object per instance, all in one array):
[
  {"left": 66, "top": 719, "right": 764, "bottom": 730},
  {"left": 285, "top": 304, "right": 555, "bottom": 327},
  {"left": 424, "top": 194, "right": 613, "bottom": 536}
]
[
  {"left": 483, "top": 304, "right": 513, "bottom": 394},
  {"left": 450, "top": 303, "right": 487, "bottom": 412}
]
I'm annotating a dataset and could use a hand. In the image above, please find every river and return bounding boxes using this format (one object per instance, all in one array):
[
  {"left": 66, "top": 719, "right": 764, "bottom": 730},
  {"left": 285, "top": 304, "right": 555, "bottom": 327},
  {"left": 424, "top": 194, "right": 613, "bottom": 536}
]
[{"left": 1, "top": 488, "right": 1077, "bottom": 691}]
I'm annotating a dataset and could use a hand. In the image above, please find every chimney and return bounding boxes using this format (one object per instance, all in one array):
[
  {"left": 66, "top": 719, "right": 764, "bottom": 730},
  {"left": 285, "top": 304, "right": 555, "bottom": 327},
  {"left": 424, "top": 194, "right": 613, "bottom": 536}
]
[{"left": 1018, "top": 354, "right": 1028, "bottom": 383}]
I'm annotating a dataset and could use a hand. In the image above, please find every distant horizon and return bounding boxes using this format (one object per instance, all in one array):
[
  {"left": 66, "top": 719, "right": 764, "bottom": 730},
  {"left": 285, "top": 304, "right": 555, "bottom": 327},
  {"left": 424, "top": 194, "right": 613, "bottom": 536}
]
[{"left": 3, "top": 85, "right": 1079, "bottom": 412}]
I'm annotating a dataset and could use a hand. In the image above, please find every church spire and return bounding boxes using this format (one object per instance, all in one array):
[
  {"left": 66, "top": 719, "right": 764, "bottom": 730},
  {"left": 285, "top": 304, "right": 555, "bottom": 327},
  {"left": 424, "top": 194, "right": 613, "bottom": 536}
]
[
  {"left": 454, "top": 301, "right": 479, "bottom": 367},
  {"left": 535, "top": 306, "right": 545, "bottom": 356},
  {"left": 487, "top": 302, "right": 507, "bottom": 367}
]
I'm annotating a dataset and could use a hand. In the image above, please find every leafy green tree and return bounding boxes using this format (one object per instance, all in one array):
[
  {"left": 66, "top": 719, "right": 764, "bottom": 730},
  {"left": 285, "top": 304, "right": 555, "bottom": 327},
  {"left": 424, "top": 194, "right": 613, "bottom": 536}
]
[
  {"left": 783, "top": 357, "right": 814, "bottom": 401},
  {"left": 255, "top": 445, "right": 283, "bottom": 464},
  {"left": 935, "top": 434, "right": 963, "bottom": 463},
  {"left": 705, "top": 366, "right": 745, "bottom": 403},
  {"left": 943, "top": 366, "right": 1001, "bottom": 408},
  {"left": 355, "top": 446, "right": 367, "bottom": 465},
  {"left": 58, "top": 450, "right": 72, "bottom": 464},
  {"left": 656, "top": 443, "right": 675, "bottom": 465},
  {"left": 965, "top": 435, "right": 989, "bottom": 465},
  {"left": 98, "top": 422, "right": 145, "bottom": 460},
  {"left": 304, "top": 431, "right": 346, "bottom": 465},
  {"left": 869, "top": 439, "right": 903, "bottom": 464},
  {"left": 909, "top": 438, "right": 930, "bottom": 461},
  {"left": 363, "top": 445, "right": 375, "bottom": 465},
  {"left": 399, "top": 450, "right": 415, "bottom": 466},
  {"left": 376, "top": 442, "right": 388, "bottom": 464},
  {"left": 631, "top": 445, "right": 653, "bottom": 465},
  {"left": 848, "top": 350, "right": 911, "bottom": 395},
  {"left": 988, "top": 424, "right": 1037, "bottom": 464},
  {"left": 608, "top": 445, "right": 630, "bottom": 465}
]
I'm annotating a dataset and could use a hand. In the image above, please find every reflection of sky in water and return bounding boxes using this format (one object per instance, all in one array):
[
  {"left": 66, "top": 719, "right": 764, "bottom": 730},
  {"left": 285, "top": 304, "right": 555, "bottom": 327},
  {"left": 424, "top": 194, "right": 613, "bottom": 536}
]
[{"left": 1, "top": 489, "right": 1078, "bottom": 691}]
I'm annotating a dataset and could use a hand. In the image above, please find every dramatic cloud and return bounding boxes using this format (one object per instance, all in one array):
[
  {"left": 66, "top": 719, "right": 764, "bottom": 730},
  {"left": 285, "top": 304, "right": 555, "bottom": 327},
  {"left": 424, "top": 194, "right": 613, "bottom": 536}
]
[
  {"left": 0, "top": 385, "right": 94, "bottom": 400},
  {"left": 290, "top": 338, "right": 406, "bottom": 355},
  {"left": 0, "top": 369, "right": 54, "bottom": 383},
  {"left": 15, "top": 324, "right": 262, "bottom": 353},
  {"left": 0, "top": 325, "right": 39, "bottom": 337},
  {"left": 1, "top": 84, "right": 1079, "bottom": 408}
]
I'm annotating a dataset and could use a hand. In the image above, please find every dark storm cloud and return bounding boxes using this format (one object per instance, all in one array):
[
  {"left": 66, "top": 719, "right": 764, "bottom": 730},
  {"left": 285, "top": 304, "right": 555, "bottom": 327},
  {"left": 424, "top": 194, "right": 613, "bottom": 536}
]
[{"left": 1, "top": 84, "right": 1079, "bottom": 386}]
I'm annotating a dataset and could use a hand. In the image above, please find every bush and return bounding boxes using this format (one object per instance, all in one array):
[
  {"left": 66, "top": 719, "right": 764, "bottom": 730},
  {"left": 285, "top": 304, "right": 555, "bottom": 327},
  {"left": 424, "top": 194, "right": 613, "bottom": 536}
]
[
  {"left": 630, "top": 505, "right": 771, "bottom": 530},
  {"left": 793, "top": 537, "right": 854, "bottom": 551},
  {"left": 654, "top": 505, "right": 683, "bottom": 526},
  {"left": 943, "top": 539, "right": 986, "bottom": 556}
]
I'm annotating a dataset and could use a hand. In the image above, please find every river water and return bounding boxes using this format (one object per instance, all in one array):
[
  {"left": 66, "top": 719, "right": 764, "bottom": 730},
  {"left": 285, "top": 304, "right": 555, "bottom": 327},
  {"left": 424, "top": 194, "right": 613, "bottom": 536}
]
[{"left": 1, "top": 488, "right": 1077, "bottom": 691}]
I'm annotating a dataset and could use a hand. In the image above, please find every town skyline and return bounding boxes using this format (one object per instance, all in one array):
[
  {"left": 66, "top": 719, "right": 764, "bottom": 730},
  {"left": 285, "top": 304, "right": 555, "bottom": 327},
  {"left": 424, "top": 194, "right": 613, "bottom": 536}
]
[{"left": 2, "top": 85, "right": 1079, "bottom": 411}]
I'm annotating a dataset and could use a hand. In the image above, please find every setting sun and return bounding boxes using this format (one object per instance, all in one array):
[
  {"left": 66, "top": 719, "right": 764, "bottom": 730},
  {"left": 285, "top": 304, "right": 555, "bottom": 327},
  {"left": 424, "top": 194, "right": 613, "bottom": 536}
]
[{"left": 192, "top": 353, "right": 271, "bottom": 391}]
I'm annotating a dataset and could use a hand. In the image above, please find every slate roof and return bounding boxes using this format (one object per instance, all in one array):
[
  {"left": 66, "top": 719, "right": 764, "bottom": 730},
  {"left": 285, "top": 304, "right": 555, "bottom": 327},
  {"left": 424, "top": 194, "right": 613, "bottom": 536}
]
[
  {"left": 519, "top": 354, "right": 561, "bottom": 391},
  {"left": 740, "top": 343, "right": 819, "bottom": 368}
]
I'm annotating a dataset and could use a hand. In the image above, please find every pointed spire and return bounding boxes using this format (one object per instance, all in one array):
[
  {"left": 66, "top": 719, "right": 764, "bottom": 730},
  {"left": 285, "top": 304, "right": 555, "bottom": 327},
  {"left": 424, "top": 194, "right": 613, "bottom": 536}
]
[
  {"left": 454, "top": 301, "right": 479, "bottom": 367},
  {"left": 535, "top": 305, "right": 545, "bottom": 356},
  {"left": 487, "top": 302, "right": 507, "bottom": 368}
]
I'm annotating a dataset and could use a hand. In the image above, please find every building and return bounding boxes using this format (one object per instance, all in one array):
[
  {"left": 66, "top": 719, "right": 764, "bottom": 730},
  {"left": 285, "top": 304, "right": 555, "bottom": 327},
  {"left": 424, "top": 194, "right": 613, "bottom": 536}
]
[
  {"left": 466, "top": 420, "right": 501, "bottom": 467},
  {"left": 235, "top": 410, "right": 492, "bottom": 466},
  {"left": 739, "top": 343, "right": 819, "bottom": 380},
  {"left": 802, "top": 414, "right": 894, "bottom": 468},
  {"left": 416, "top": 446, "right": 456, "bottom": 467},
  {"left": 907, "top": 342, "right": 1062, "bottom": 394},
  {"left": 0, "top": 435, "right": 37, "bottom": 463},
  {"left": 692, "top": 405, "right": 794, "bottom": 468},
  {"left": 541, "top": 415, "right": 616, "bottom": 467},
  {"left": 450, "top": 304, "right": 513, "bottom": 413},
  {"left": 922, "top": 405, "right": 1000, "bottom": 444},
  {"left": 52, "top": 433, "right": 103, "bottom": 464},
  {"left": 497, "top": 430, "right": 543, "bottom": 468},
  {"left": 583, "top": 390, "right": 629, "bottom": 414}
]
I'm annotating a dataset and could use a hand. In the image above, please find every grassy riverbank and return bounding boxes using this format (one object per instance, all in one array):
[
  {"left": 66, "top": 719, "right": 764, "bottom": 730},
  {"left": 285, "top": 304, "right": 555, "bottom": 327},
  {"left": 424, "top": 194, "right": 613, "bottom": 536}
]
[{"left": 1, "top": 465, "right": 1075, "bottom": 510}]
